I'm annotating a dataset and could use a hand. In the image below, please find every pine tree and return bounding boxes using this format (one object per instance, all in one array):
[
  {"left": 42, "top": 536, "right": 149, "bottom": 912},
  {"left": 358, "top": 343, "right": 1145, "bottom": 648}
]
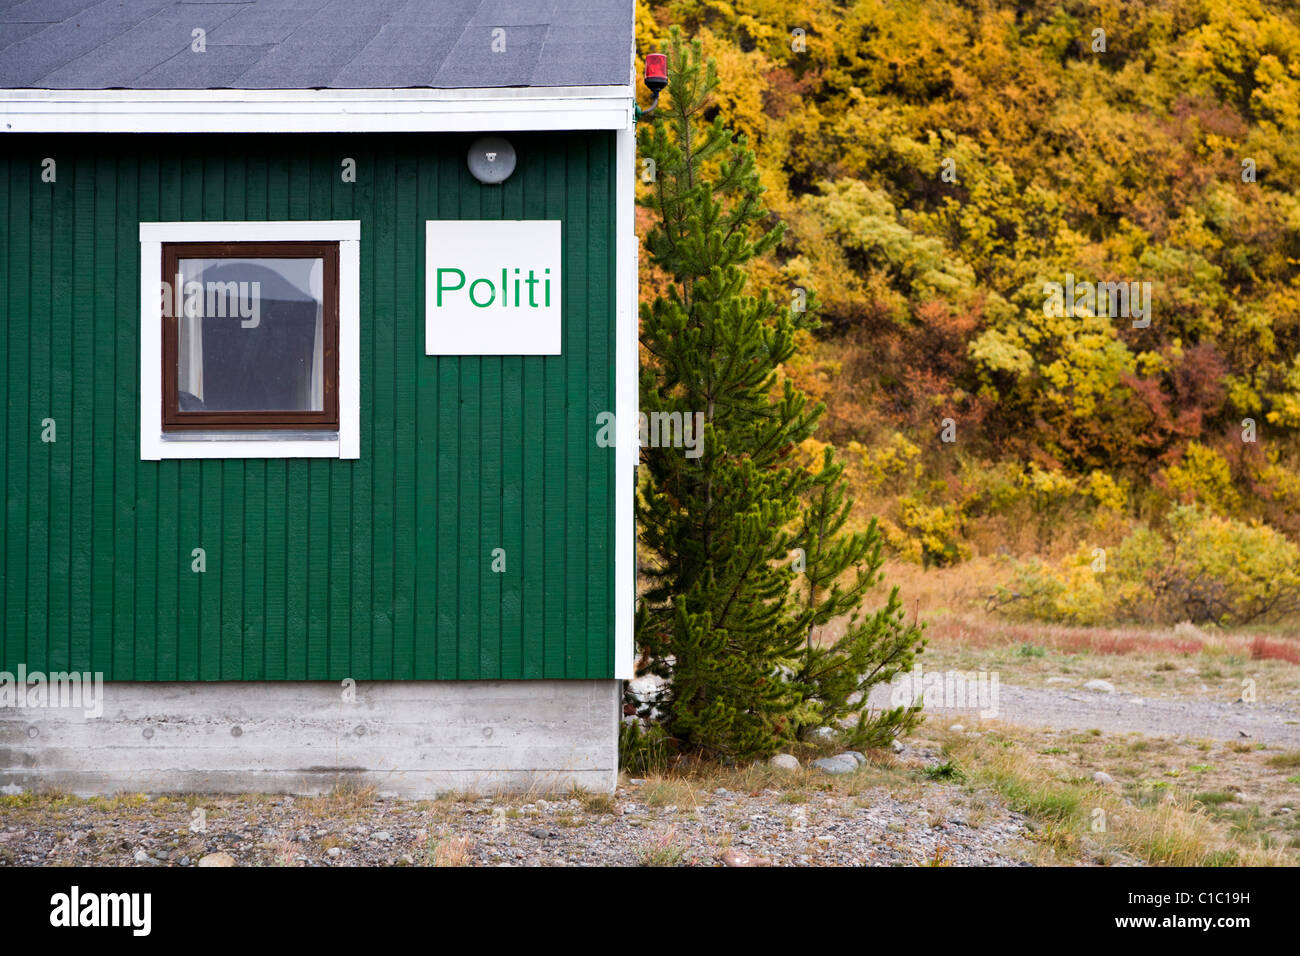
[
  {"left": 789, "top": 448, "right": 925, "bottom": 749},
  {"left": 635, "top": 30, "right": 924, "bottom": 761}
]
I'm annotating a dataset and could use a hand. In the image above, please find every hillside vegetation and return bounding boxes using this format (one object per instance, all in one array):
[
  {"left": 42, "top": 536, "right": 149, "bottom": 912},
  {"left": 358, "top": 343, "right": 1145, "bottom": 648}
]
[{"left": 636, "top": 0, "right": 1300, "bottom": 627}]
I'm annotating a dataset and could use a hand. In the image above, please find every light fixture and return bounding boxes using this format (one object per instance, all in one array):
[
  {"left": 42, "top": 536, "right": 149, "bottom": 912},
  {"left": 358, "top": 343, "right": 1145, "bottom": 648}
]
[
  {"left": 640, "top": 53, "right": 668, "bottom": 118},
  {"left": 467, "top": 136, "right": 516, "bottom": 184}
]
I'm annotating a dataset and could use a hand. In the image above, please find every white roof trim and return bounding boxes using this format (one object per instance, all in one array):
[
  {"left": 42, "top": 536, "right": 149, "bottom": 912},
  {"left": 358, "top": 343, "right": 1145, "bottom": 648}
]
[{"left": 0, "top": 86, "right": 636, "bottom": 133}]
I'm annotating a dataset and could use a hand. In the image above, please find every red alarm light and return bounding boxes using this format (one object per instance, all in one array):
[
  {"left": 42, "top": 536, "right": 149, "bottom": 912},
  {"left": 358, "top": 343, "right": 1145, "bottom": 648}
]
[{"left": 644, "top": 53, "right": 668, "bottom": 92}]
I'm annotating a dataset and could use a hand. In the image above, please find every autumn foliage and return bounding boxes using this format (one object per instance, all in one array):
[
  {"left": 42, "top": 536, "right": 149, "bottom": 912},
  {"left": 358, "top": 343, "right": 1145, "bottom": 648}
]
[{"left": 637, "top": 0, "right": 1300, "bottom": 625}]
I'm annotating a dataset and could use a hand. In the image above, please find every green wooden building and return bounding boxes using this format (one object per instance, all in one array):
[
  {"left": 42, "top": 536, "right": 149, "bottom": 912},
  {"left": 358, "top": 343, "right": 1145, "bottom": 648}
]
[{"left": 0, "top": 0, "right": 636, "bottom": 795}]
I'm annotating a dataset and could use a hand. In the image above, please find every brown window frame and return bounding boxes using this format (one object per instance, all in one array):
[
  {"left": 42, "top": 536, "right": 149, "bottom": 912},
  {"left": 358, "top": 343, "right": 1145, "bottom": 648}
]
[{"left": 161, "top": 241, "right": 340, "bottom": 432}]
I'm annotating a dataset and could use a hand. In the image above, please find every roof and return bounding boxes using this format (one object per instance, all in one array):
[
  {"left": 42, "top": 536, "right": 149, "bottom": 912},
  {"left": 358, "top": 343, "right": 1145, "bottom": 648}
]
[{"left": 0, "top": 0, "right": 634, "bottom": 90}]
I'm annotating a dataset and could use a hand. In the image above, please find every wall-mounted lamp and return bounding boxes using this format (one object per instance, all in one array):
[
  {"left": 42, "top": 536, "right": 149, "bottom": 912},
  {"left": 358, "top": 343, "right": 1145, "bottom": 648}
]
[
  {"left": 639, "top": 53, "right": 668, "bottom": 120},
  {"left": 467, "top": 136, "right": 516, "bottom": 184}
]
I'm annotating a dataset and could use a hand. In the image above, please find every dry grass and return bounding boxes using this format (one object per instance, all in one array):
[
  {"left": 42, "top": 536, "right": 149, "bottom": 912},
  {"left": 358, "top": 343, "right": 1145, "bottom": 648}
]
[
  {"left": 299, "top": 781, "right": 378, "bottom": 817},
  {"left": 935, "top": 726, "right": 1296, "bottom": 865},
  {"left": 634, "top": 826, "right": 686, "bottom": 866},
  {"left": 428, "top": 834, "right": 471, "bottom": 867}
]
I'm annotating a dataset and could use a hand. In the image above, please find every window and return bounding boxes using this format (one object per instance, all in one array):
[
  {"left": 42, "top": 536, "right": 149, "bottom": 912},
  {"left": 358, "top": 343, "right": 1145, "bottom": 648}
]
[
  {"left": 139, "top": 222, "right": 359, "bottom": 459},
  {"left": 162, "top": 242, "right": 338, "bottom": 431}
]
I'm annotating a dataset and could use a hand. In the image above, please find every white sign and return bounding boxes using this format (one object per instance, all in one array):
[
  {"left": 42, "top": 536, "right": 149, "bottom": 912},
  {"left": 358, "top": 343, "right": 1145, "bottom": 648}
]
[{"left": 425, "top": 220, "right": 562, "bottom": 355}]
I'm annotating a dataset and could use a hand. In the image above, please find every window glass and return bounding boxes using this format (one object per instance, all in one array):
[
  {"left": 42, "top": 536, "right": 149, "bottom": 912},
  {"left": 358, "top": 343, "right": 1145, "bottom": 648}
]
[{"left": 175, "top": 257, "right": 325, "bottom": 413}]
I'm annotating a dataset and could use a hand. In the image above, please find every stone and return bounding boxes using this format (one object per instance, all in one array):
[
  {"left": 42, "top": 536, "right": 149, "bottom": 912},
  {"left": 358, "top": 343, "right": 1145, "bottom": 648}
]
[
  {"left": 132, "top": 850, "right": 149, "bottom": 864},
  {"left": 812, "top": 755, "right": 858, "bottom": 775},
  {"left": 842, "top": 751, "right": 867, "bottom": 766},
  {"left": 809, "top": 727, "right": 837, "bottom": 742},
  {"left": 372, "top": 830, "right": 392, "bottom": 842},
  {"left": 948, "top": 724, "right": 965, "bottom": 732},
  {"left": 626, "top": 675, "right": 665, "bottom": 706},
  {"left": 1092, "top": 771, "right": 1115, "bottom": 786},
  {"left": 1083, "top": 680, "right": 1116, "bottom": 693},
  {"left": 198, "top": 851, "right": 236, "bottom": 867},
  {"left": 719, "top": 849, "right": 769, "bottom": 867},
  {"left": 890, "top": 739, "right": 905, "bottom": 754},
  {"left": 1045, "top": 677, "right": 1072, "bottom": 685},
  {"left": 769, "top": 754, "right": 800, "bottom": 771},
  {"left": 326, "top": 847, "right": 341, "bottom": 858}
]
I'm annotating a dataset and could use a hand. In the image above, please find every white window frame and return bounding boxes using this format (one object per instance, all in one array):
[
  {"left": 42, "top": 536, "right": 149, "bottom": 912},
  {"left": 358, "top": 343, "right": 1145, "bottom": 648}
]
[{"left": 138, "top": 220, "right": 361, "bottom": 460}]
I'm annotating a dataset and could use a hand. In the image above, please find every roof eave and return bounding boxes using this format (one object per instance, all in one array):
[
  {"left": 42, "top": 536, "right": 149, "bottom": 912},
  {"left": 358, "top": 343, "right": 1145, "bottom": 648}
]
[{"left": 0, "top": 85, "right": 636, "bottom": 133}]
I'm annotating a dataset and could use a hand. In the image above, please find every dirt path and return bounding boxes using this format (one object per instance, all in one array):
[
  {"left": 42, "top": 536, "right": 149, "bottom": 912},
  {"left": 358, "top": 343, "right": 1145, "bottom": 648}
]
[{"left": 870, "top": 683, "right": 1300, "bottom": 749}]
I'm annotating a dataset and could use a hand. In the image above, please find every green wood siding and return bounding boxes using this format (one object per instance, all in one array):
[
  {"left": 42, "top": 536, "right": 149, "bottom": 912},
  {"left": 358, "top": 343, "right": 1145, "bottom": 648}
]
[{"left": 0, "top": 132, "right": 615, "bottom": 681}]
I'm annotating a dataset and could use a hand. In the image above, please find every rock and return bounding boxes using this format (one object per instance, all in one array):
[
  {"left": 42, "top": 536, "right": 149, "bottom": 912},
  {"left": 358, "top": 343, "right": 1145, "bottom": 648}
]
[
  {"left": 812, "top": 755, "right": 858, "bottom": 775},
  {"left": 842, "top": 751, "right": 867, "bottom": 766},
  {"left": 372, "top": 830, "right": 392, "bottom": 842},
  {"left": 1045, "top": 677, "right": 1072, "bottom": 685},
  {"left": 179, "top": 856, "right": 190, "bottom": 867},
  {"left": 948, "top": 724, "right": 965, "bottom": 732},
  {"left": 769, "top": 754, "right": 800, "bottom": 771},
  {"left": 1083, "top": 680, "right": 1115, "bottom": 693},
  {"left": 132, "top": 850, "right": 150, "bottom": 864},
  {"left": 197, "top": 852, "right": 236, "bottom": 867},
  {"left": 626, "top": 674, "right": 665, "bottom": 706},
  {"left": 719, "top": 849, "right": 769, "bottom": 867},
  {"left": 153, "top": 848, "right": 169, "bottom": 860},
  {"left": 1234, "top": 792, "right": 1247, "bottom": 803},
  {"left": 1238, "top": 731, "right": 1251, "bottom": 738},
  {"left": 890, "top": 739, "right": 905, "bottom": 754},
  {"left": 714, "top": 788, "right": 729, "bottom": 795},
  {"left": 1092, "top": 771, "right": 1115, "bottom": 786},
  {"left": 528, "top": 827, "right": 550, "bottom": 839},
  {"left": 326, "top": 847, "right": 341, "bottom": 858}
]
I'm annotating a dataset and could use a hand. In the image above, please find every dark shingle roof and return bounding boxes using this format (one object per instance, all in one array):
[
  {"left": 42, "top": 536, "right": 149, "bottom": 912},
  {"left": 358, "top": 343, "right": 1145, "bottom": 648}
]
[{"left": 0, "top": 0, "right": 634, "bottom": 89}]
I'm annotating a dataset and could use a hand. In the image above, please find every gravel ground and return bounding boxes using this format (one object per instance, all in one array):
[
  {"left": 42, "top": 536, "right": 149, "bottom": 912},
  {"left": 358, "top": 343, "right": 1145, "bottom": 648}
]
[
  {"left": 870, "top": 682, "right": 1300, "bottom": 748},
  {"left": 0, "top": 758, "right": 1037, "bottom": 867}
]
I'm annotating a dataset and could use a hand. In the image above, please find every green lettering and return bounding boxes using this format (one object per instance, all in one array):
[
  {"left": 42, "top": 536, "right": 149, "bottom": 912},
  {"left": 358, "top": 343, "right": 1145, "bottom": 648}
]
[
  {"left": 469, "top": 277, "right": 496, "bottom": 307},
  {"left": 436, "top": 268, "right": 465, "bottom": 306}
]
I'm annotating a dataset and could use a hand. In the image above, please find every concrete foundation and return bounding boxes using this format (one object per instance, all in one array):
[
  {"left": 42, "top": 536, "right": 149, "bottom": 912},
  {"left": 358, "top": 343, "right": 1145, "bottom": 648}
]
[{"left": 0, "top": 680, "right": 621, "bottom": 798}]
